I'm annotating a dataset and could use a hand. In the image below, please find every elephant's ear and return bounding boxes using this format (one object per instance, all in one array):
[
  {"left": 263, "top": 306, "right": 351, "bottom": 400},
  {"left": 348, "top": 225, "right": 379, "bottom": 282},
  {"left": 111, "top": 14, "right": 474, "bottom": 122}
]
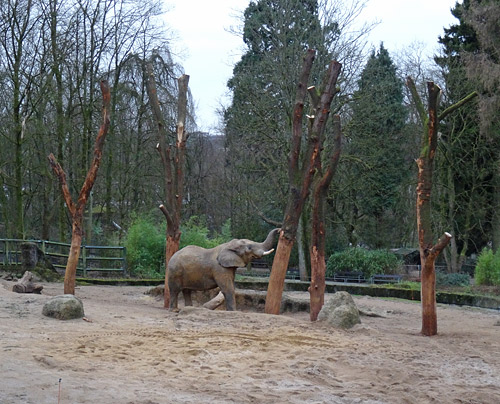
[{"left": 217, "top": 246, "right": 246, "bottom": 268}]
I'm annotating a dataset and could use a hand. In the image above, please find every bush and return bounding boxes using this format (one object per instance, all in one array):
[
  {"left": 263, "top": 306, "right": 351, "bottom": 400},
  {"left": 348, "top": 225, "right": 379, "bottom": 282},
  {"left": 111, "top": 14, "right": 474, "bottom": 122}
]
[
  {"left": 475, "top": 248, "right": 500, "bottom": 286},
  {"left": 125, "top": 215, "right": 233, "bottom": 278},
  {"left": 180, "top": 216, "right": 231, "bottom": 249},
  {"left": 326, "top": 247, "right": 402, "bottom": 278},
  {"left": 436, "top": 272, "right": 470, "bottom": 287},
  {"left": 125, "top": 216, "right": 165, "bottom": 278}
]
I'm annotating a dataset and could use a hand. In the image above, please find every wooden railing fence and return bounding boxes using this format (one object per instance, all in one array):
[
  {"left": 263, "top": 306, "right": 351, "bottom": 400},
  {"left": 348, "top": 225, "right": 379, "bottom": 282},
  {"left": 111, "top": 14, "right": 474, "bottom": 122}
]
[{"left": 0, "top": 239, "right": 126, "bottom": 277}]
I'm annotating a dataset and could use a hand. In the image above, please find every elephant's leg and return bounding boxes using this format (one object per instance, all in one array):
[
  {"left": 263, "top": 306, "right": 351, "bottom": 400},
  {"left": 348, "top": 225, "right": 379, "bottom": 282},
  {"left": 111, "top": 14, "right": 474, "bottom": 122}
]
[
  {"left": 214, "top": 274, "right": 236, "bottom": 311},
  {"left": 169, "top": 285, "right": 181, "bottom": 311},
  {"left": 182, "top": 289, "right": 193, "bottom": 306},
  {"left": 222, "top": 290, "right": 236, "bottom": 311}
]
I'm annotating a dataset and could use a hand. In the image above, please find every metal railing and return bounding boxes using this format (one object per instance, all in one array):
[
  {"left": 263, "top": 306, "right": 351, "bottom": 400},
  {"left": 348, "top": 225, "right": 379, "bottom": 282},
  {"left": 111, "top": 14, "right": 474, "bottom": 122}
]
[{"left": 0, "top": 238, "right": 127, "bottom": 277}]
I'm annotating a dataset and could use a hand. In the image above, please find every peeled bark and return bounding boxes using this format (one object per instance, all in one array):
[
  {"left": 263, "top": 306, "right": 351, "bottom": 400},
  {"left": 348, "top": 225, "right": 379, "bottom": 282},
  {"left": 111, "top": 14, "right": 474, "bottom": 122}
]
[
  {"left": 164, "top": 234, "right": 180, "bottom": 307},
  {"left": 265, "top": 233, "right": 295, "bottom": 314},
  {"left": 421, "top": 232, "right": 452, "bottom": 335}
]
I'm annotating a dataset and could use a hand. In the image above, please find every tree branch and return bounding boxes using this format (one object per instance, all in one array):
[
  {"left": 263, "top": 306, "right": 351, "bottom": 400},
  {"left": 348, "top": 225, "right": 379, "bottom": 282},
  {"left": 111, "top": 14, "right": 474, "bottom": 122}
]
[
  {"left": 301, "top": 60, "right": 342, "bottom": 200},
  {"left": 146, "top": 60, "right": 175, "bottom": 212},
  {"left": 47, "top": 153, "right": 76, "bottom": 217},
  {"left": 176, "top": 74, "right": 190, "bottom": 145},
  {"left": 307, "top": 85, "right": 320, "bottom": 108},
  {"left": 319, "top": 114, "right": 342, "bottom": 189},
  {"left": 438, "top": 91, "right": 478, "bottom": 121},
  {"left": 159, "top": 204, "right": 174, "bottom": 227},
  {"left": 77, "top": 80, "right": 111, "bottom": 211},
  {"left": 249, "top": 199, "right": 283, "bottom": 227},
  {"left": 406, "top": 76, "right": 427, "bottom": 125},
  {"left": 289, "top": 49, "right": 315, "bottom": 180},
  {"left": 429, "top": 232, "right": 452, "bottom": 258}
]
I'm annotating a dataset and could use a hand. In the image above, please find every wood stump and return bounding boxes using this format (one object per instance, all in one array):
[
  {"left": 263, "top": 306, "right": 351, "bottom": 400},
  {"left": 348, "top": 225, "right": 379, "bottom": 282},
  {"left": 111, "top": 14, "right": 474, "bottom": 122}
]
[{"left": 12, "top": 271, "right": 43, "bottom": 294}]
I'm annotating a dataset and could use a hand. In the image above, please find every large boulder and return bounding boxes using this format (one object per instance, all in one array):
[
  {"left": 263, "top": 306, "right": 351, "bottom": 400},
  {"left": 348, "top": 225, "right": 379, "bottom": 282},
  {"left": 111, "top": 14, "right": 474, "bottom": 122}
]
[
  {"left": 317, "top": 291, "right": 361, "bottom": 329},
  {"left": 42, "top": 295, "right": 84, "bottom": 320}
]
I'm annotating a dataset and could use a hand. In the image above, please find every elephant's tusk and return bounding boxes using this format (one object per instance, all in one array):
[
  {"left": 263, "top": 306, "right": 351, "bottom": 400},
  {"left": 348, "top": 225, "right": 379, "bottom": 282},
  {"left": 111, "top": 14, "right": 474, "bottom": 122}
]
[{"left": 262, "top": 248, "right": 275, "bottom": 256}]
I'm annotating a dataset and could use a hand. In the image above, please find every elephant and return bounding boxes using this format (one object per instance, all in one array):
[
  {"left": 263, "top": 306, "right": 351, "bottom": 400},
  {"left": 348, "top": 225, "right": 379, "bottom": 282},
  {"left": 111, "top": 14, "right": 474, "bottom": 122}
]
[{"left": 167, "top": 228, "right": 280, "bottom": 311}]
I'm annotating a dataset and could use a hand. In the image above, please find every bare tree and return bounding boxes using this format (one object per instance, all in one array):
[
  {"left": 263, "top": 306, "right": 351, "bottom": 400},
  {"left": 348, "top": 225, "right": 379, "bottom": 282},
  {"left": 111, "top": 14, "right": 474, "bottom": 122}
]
[
  {"left": 48, "top": 80, "right": 111, "bottom": 295},
  {"left": 310, "top": 114, "right": 342, "bottom": 321},
  {"left": 406, "top": 77, "right": 476, "bottom": 336},
  {"left": 265, "top": 50, "right": 341, "bottom": 315},
  {"left": 146, "top": 62, "right": 189, "bottom": 308}
]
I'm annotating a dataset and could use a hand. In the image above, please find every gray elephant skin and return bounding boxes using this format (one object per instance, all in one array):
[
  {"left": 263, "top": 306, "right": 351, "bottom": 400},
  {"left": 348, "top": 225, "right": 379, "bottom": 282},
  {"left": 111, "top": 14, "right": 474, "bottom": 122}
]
[{"left": 168, "top": 228, "right": 279, "bottom": 311}]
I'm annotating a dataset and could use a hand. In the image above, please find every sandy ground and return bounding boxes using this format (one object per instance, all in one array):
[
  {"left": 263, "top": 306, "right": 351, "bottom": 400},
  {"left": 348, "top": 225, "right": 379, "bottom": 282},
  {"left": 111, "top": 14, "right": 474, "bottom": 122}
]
[{"left": 1, "top": 280, "right": 499, "bottom": 404}]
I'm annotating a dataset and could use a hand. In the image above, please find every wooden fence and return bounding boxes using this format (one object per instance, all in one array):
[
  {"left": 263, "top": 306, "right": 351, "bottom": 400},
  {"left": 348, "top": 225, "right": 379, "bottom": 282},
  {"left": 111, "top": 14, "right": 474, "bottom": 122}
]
[{"left": 0, "top": 239, "right": 127, "bottom": 277}]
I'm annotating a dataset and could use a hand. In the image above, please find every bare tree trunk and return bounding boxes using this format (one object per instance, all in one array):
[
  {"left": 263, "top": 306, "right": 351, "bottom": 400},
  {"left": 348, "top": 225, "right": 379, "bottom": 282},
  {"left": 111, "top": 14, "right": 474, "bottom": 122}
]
[
  {"left": 49, "top": 80, "right": 111, "bottom": 295},
  {"left": 146, "top": 63, "right": 190, "bottom": 308},
  {"left": 297, "top": 217, "right": 308, "bottom": 281},
  {"left": 65, "top": 219, "right": 84, "bottom": 293},
  {"left": 164, "top": 233, "right": 181, "bottom": 307},
  {"left": 407, "top": 78, "right": 476, "bottom": 336},
  {"left": 265, "top": 51, "right": 342, "bottom": 314},
  {"left": 266, "top": 233, "right": 295, "bottom": 314},
  {"left": 309, "top": 115, "right": 342, "bottom": 321}
]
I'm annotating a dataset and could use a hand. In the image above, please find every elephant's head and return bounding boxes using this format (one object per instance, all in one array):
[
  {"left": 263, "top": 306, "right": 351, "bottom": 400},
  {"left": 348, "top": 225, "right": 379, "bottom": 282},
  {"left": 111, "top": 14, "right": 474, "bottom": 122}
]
[{"left": 217, "top": 228, "right": 280, "bottom": 268}]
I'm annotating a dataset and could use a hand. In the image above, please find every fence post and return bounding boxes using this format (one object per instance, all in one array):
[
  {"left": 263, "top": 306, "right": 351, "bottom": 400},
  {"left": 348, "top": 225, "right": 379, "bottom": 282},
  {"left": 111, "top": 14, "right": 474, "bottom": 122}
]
[
  {"left": 124, "top": 247, "right": 127, "bottom": 276},
  {"left": 2, "top": 240, "right": 7, "bottom": 265},
  {"left": 82, "top": 245, "right": 87, "bottom": 277}
]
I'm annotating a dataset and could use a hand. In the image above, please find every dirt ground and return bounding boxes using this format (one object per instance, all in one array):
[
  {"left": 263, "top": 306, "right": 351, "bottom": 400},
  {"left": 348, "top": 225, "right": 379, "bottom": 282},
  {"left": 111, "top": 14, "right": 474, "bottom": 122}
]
[{"left": 1, "top": 280, "right": 499, "bottom": 404}]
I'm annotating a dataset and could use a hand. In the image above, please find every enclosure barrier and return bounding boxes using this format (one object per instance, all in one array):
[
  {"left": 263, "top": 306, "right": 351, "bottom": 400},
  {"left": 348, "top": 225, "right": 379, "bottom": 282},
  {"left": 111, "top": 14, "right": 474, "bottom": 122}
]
[{"left": 0, "top": 239, "right": 126, "bottom": 277}]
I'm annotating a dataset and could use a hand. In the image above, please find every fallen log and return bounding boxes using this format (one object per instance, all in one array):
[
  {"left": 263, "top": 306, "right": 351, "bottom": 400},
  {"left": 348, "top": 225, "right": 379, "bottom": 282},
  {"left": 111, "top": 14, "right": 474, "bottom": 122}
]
[
  {"left": 12, "top": 271, "right": 43, "bottom": 294},
  {"left": 203, "top": 291, "right": 225, "bottom": 310}
]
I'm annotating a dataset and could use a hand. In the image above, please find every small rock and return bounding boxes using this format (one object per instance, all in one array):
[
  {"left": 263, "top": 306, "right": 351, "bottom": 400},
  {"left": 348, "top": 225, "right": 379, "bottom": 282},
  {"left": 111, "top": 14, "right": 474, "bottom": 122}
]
[
  {"left": 318, "top": 291, "right": 361, "bottom": 329},
  {"left": 42, "top": 295, "right": 84, "bottom": 320}
]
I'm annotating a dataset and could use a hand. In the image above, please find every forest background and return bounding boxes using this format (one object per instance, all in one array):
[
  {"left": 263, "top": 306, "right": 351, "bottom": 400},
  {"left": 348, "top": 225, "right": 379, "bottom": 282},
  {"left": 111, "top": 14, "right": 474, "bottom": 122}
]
[{"left": 1, "top": 0, "right": 499, "bottom": 278}]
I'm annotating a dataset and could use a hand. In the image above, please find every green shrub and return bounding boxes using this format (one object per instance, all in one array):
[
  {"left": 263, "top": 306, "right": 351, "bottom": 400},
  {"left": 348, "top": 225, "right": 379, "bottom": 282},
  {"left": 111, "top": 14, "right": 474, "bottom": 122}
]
[
  {"left": 125, "top": 215, "right": 233, "bottom": 278},
  {"left": 326, "top": 247, "right": 402, "bottom": 278},
  {"left": 475, "top": 248, "right": 500, "bottom": 286},
  {"left": 125, "top": 216, "right": 165, "bottom": 278},
  {"left": 436, "top": 272, "right": 470, "bottom": 287},
  {"left": 180, "top": 216, "right": 231, "bottom": 249}
]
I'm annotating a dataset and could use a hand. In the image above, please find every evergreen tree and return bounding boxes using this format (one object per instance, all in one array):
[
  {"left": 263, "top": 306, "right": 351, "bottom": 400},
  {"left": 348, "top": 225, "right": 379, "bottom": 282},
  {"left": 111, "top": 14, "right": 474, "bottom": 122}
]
[
  {"left": 340, "top": 44, "right": 408, "bottom": 247},
  {"left": 224, "top": 0, "right": 335, "bottom": 239},
  {"left": 462, "top": 0, "right": 500, "bottom": 252},
  {"left": 434, "top": 0, "right": 494, "bottom": 271}
]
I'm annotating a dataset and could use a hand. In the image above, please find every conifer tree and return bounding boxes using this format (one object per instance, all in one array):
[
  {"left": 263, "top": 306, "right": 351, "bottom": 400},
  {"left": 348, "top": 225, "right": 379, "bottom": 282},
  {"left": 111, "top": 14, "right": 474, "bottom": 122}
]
[{"left": 342, "top": 45, "right": 407, "bottom": 247}]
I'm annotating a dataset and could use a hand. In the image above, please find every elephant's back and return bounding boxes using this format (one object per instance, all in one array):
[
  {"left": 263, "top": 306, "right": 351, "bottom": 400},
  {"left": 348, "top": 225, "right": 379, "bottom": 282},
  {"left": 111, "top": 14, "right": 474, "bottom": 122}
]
[{"left": 168, "top": 245, "right": 215, "bottom": 271}]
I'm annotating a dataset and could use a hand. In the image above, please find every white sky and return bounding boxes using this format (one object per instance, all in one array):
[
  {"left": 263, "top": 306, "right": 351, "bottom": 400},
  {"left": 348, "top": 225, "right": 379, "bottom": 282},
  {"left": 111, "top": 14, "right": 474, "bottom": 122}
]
[{"left": 163, "top": 0, "right": 459, "bottom": 133}]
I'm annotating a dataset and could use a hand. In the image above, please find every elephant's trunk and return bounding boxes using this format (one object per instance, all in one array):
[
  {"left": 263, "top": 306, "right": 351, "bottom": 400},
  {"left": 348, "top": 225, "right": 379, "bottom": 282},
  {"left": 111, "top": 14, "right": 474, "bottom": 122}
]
[{"left": 261, "top": 228, "right": 280, "bottom": 251}]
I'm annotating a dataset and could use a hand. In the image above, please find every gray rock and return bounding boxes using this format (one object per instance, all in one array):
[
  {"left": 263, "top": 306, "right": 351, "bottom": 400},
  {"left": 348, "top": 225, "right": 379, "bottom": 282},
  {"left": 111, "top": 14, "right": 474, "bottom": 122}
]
[
  {"left": 42, "top": 295, "right": 84, "bottom": 320},
  {"left": 317, "top": 291, "right": 361, "bottom": 329}
]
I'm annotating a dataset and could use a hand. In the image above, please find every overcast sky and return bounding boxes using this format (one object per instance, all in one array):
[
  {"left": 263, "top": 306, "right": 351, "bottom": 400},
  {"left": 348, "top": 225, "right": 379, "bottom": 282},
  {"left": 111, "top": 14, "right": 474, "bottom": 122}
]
[{"left": 163, "top": 0, "right": 459, "bottom": 133}]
